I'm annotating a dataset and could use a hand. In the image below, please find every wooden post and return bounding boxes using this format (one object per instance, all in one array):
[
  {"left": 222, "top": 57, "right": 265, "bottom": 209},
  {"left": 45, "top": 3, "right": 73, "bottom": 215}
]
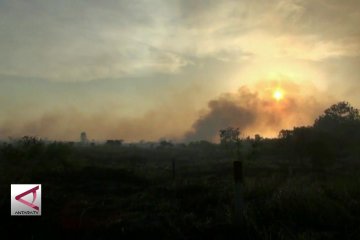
[
  {"left": 233, "top": 160, "right": 244, "bottom": 226},
  {"left": 172, "top": 158, "right": 176, "bottom": 180}
]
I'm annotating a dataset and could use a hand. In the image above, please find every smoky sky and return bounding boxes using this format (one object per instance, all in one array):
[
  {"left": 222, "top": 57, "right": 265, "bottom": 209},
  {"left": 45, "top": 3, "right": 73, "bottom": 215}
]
[{"left": 0, "top": 0, "right": 359, "bottom": 141}]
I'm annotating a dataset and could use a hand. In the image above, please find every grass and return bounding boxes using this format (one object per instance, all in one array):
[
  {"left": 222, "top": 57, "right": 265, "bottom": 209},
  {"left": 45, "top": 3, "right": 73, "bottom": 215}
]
[{"left": 1, "top": 145, "right": 360, "bottom": 239}]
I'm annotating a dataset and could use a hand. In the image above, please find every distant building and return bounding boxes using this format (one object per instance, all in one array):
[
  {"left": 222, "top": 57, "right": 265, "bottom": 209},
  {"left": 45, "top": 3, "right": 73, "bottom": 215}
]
[{"left": 80, "top": 132, "right": 88, "bottom": 144}]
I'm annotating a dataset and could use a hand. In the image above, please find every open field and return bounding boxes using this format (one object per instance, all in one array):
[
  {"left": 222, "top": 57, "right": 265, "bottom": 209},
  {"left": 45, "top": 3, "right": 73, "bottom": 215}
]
[{"left": 1, "top": 141, "right": 360, "bottom": 239}]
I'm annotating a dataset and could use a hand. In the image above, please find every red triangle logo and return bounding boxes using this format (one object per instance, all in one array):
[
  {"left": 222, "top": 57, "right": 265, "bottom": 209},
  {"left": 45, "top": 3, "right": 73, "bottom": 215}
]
[{"left": 15, "top": 185, "right": 40, "bottom": 211}]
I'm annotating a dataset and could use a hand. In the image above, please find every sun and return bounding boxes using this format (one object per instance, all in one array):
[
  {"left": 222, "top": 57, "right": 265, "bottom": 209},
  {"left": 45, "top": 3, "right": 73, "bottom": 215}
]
[{"left": 273, "top": 89, "right": 284, "bottom": 101}]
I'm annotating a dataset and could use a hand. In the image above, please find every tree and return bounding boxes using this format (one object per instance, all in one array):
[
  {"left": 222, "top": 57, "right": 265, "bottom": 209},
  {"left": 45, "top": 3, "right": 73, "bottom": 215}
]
[
  {"left": 219, "top": 127, "right": 241, "bottom": 160},
  {"left": 314, "top": 102, "right": 360, "bottom": 152},
  {"left": 159, "top": 140, "right": 174, "bottom": 148},
  {"left": 314, "top": 101, "right": 360, "bottom": 130},
  {"left": 105, "top": 139, "right": 123, "bottom": 146},
  {"left": 278, "top": 129, "right": 293, "bottom": 140},
  {"left": 248, "top": 134, "right": 263, "bottom": 161},
  {"left": 279, "top": 126, "right": 313, "bottom": 162},
  {"left": 17, "top": 136, "right": 45, "bottom": 161},
  {"left": 219, "top": 127, "right": 240, "bottom": 145}
]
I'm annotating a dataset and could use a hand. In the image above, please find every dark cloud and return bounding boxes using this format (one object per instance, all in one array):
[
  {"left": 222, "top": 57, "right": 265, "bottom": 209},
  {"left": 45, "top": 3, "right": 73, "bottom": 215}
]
[{"left": 184, "top": 95, "right": 256, "bottom": 141}]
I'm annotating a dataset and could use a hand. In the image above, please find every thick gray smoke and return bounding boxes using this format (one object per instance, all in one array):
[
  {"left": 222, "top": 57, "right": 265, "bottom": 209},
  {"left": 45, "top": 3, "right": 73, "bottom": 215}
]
[
  {"left": 184, "top": 97, "right": 256, "bottom": 141},
  {"left": 184, "top": 84, "right": 328, "bottom": 142}
]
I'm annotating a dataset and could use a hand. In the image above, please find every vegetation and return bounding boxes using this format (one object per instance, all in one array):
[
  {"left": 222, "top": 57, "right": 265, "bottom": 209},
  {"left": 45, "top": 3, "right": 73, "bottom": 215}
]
[{"left": 1, "top": 101, "right": 360, "bottom": 239}]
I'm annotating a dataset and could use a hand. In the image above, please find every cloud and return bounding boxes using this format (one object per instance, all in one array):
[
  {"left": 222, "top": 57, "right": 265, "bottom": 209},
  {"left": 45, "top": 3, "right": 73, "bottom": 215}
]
[
  {"left": 1, "top": 0, "right": 359, "bottom": 82},
  {"left": 0, "top": 0, "right": 188, "bottom": 81}
]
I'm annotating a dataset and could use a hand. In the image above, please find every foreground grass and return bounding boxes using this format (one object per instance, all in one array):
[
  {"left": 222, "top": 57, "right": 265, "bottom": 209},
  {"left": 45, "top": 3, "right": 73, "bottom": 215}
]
[{"left": 1, "top": 148, "right": 360, "bottom": 239}]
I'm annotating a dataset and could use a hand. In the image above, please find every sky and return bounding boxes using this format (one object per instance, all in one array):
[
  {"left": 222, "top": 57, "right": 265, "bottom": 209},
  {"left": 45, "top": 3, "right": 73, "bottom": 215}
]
[{"left": 0, "top": 0, "right": 359, "bottom": 142}]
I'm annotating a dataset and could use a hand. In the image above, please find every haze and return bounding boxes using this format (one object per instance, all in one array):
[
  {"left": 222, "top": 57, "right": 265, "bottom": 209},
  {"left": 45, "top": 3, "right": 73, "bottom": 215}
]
[{"left": 0, "top": 0, "right": 359, "bottom": 141}]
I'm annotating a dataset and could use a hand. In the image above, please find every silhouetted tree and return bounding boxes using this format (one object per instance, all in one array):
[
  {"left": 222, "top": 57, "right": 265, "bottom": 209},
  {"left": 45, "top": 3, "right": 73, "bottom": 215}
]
[
  {"left": 314, "top": 102, "right": 360, "bottom": 155},
  {"left": 105, "top": 139, "right": 123, "bottom": 146},
  {"left": 245, "top": 134, "right": 263, "bottom": 161},
  {"left": 278, "top": 129, "right": 293, "bottom": 140},
  {"left": 279, "top": 102, "right": 360, "bottom": 165},
  {"left": 219, "top": 127, "right": 241, "bottom": 160},
  {"left": 219, "top": 127, "right": 240, "bottom": 145},
  {"left": 314, "top": 101, "right": 360, "bottom": 130},
  {"left": 159, "top": 140, "right": 174, "bottom": 148},
  {"left": 279, "top": 127, "right": 314, "bottom": 164}
]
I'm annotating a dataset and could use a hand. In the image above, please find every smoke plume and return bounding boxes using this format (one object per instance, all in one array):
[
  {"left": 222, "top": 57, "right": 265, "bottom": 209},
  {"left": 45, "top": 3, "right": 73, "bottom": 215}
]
[{"left": 184, "top": 80, "right": 330, "bottom": 142}]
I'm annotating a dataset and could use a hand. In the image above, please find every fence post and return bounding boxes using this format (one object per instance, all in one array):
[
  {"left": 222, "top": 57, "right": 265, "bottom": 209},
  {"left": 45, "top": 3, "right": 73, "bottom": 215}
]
[
  {"left": 233, "top": 160, "right": 244, "bottom": 226},
  {"left": 172, "top": 158, "right": 176, "bottom": 180}
]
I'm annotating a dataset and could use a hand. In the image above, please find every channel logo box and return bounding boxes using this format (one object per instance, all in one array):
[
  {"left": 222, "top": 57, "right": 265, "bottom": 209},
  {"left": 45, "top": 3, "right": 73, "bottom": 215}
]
[{"left": 11, "top": 184, "right": 41, "bottom": 216}]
